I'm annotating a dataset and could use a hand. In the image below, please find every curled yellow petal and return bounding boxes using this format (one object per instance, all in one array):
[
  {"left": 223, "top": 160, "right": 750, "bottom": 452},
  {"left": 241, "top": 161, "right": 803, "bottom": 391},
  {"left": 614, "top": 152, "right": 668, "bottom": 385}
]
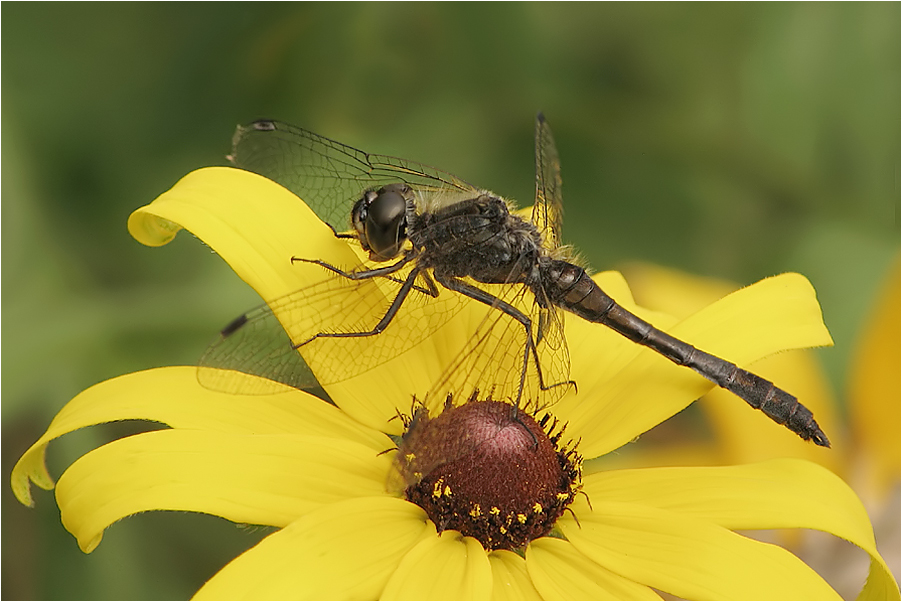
[
  {"left": 56, "top": 430, "right": 393, "bottom": 553},
  {"left": 129, "top": 167, "right": 354, "bottom": 302},
  {"left": 10, "top": 367, "right": 390, "bottom": 507}
]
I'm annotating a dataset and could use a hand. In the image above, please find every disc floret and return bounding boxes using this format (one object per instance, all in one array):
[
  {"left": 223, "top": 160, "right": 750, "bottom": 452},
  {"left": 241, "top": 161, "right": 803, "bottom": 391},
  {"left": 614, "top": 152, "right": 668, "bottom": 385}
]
[{"left": 394, "top": 394, "right": 582, "bottom": 551}]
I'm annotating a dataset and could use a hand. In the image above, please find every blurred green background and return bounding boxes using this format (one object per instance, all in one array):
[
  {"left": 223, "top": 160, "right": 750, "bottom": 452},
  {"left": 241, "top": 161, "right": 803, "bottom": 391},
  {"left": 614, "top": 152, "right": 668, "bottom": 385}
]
[{"left": 3, "top": 3, "right": 898, "bottom": 599}]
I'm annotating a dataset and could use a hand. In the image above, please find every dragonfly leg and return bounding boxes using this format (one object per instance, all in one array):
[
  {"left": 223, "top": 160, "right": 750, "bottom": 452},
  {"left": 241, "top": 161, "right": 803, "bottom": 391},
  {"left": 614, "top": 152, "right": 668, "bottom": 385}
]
[
  {"left": 290, "top": 253, "right": 413, "bottom": 279},
  {"left": 294, "top": 266, "right": 423, "bottom": 347},
  {"left": 291, "top": 254, "right": 438, "bottom": 297}
]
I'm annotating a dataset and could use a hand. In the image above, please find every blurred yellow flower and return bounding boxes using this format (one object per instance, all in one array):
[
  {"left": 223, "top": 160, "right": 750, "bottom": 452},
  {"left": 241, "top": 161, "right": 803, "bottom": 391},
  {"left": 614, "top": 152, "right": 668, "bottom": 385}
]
[
  {"left": 11, "top": 168, "right": 898, "bottom": 599},
  {"left": 848, "top": 255, "right": 900, "bottom": 498}
]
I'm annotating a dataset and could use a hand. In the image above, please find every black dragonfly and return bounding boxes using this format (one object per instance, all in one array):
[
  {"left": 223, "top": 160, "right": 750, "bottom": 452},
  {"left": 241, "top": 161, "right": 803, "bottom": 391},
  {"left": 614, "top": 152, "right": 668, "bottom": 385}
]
[{"left": 200, "top": 115, "right": 829, "bottom": 447}]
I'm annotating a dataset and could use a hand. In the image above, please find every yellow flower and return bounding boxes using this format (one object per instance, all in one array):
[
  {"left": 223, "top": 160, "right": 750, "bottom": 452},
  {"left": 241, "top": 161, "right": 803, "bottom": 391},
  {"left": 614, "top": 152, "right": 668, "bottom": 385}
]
[
  {"left": 11, "top": 168, "right": 899, "bottom": 599},
  {"left": 848, "top": 254, "right": 901, "bottom": 498}
]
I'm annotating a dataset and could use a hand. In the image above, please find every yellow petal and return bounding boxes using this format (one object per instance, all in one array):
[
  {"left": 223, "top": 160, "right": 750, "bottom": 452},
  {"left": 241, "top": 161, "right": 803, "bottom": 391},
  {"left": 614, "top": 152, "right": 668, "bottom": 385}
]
[
  {"left": 193, "top": 496, "right": 428, "bottom": 600},
  {"left": 560, "top": 272, "right": 833, "bottom": 459},
  {"left": 128, "top": 167, "right": 354, "bottom": 301},
  {"left": 560, "top": 500, "right": 839, "bottom": 600},
  {"left": 583, "top": 459, "right": 865, "bottom": 531},
  {"left": 859, "top": 557, "right": 902, "bottom": 601},
  {"left": 577, "top": 458, "right": 899, "bottom": 599},
  {"left": 526, "top": 537, "right": 660, "bottom": 600},
  {"left": 11, "top": 366, "right": 390, "bottom": 507},
  {"left": 488, "top": 550, "right": 541, "bottom": 601},
  {"left": 55, "top": 430, "right": 393, "bottom": 553},
  {"left": 381, "top": 527, "right": 493, "bottom": 600}
]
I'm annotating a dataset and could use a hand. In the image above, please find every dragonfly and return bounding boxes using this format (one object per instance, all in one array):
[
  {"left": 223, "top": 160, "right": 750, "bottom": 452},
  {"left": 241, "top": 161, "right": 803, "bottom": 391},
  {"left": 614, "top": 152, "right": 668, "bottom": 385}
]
[{"left": 199, "top": 115, "right": 829, "bottom": 447}]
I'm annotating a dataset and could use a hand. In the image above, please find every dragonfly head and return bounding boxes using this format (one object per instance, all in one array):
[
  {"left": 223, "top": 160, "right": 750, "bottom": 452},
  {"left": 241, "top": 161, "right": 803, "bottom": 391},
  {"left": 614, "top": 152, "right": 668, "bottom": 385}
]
[{"left": 351, "top": 184, "right": 410, "bottom": 261}]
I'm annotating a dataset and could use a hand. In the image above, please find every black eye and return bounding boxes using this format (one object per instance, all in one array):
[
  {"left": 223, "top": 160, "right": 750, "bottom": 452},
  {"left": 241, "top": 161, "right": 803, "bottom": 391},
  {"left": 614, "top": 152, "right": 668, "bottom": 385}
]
[{"left": 364, "top": 189, "right": 408, "bottom": 261}]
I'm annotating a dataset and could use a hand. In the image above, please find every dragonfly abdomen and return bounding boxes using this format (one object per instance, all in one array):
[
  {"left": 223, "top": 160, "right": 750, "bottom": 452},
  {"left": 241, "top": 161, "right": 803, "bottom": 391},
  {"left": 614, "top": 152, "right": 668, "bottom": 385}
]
[{"left": 542, "top": 259, "right": 830, "bottom": 447}]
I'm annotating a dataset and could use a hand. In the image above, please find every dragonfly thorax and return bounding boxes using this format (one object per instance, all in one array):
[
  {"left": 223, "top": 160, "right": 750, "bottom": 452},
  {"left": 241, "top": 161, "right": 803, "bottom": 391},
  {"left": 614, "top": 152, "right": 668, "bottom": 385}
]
[{"left": 412, "top": 195, "right": 545, "bottom": 287}]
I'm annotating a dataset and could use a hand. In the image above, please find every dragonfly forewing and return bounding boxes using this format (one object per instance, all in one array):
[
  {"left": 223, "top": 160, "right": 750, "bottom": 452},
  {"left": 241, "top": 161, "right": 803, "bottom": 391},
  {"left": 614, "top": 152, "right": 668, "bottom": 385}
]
[
  {"left": 532, "top": 113, "right": 565, "bottom": 252},
  {"left": 230, "top": 120, "right": 478, "bottom": 233},
  {"left": 199, "top": 261, "right": 470, "bottom": 395}
]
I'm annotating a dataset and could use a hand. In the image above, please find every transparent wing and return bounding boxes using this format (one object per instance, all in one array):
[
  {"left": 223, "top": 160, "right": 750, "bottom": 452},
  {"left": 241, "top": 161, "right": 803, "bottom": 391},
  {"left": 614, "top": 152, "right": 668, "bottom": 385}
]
[
  {"left": 228, "top": 120, "right": 479, "bottom": 232},
  {"left": 198, "top": 262, "right": 468, "bottom": 395},
  {"left": 198, "top": 305, "right": 317, "bottom": 395},
  {"left": 531, "top": 113, "right": 565, "bottom": 251},
  {"left": 424, "top": 277, "right": 572, "bottom": 417}
]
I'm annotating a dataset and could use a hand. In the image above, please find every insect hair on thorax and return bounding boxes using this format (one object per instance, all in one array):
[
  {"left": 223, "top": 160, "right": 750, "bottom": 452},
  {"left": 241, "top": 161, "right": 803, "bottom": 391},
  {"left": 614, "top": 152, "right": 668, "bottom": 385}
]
[{"left": 414, "top": 188, "right": 498, "bottom": 215}]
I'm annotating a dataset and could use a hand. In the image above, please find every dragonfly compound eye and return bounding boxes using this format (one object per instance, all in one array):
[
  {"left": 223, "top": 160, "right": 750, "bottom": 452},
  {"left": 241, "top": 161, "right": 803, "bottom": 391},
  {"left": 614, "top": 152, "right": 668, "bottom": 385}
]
[{"left": 362, "top": 187, "right": 408, "bottom": 261}]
